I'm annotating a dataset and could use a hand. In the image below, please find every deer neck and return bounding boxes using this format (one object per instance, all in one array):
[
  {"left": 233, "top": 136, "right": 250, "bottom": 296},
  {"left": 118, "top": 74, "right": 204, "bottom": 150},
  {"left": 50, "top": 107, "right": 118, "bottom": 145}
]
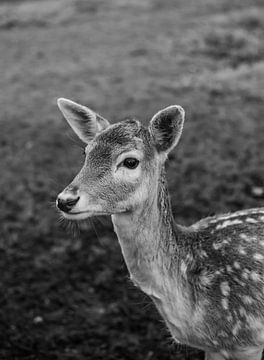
[{"left": 112, "top": 167, "right": 182, "bottom": 294}]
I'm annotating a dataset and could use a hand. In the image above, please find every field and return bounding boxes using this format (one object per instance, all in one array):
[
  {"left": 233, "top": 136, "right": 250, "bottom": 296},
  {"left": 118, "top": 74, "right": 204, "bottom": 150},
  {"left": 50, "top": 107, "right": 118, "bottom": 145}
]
[{"left": 1, "top": 0, "right": 264, "bottom": 359}]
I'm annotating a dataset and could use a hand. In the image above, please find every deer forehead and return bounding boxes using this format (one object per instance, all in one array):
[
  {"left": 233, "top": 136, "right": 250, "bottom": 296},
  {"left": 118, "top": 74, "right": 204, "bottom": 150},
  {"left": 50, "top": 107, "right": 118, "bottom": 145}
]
[{"left": 86, "top": 119, "right": 155, "bottom": 164}]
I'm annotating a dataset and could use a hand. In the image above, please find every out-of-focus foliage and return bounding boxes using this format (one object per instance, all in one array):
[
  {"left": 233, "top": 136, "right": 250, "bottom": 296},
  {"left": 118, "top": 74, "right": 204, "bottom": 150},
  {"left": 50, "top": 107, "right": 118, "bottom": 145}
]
[{"left": 0, "top": 0, "right": 264, "bottom": 359}]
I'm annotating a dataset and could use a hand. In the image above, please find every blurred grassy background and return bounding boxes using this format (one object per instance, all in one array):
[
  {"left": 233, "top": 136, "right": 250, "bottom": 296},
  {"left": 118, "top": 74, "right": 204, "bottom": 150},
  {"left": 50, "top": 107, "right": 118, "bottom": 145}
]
[{"left": 0, "top": 0, "right": 264, "bottom": 359}]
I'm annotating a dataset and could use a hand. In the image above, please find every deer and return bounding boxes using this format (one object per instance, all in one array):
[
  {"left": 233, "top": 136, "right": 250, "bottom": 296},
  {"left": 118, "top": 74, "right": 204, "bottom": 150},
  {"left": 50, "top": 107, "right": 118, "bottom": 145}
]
[{"left": 56, "top": 97, "right": 264, "bottom": 360}]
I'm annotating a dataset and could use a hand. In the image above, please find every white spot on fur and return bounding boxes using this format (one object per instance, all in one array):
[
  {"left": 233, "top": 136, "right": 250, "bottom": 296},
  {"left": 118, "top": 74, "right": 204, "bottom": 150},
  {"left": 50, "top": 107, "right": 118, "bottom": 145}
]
[
  {"left": 200, "top": 250, "right": 208, "bottom": 258},
  {"left": 220, "top": 349, "right": 230, "bottom": 358},
  {"left": 242, "top": 295, "right": 254, "bottom": 304},
  {"left": 233, "top": 261, "right": 240, "bottom": 269},
  {"left": 216, "top": 219, "right": 243, "bottom": 230},
  {"left": 226, "top": 265, "right": 233, "bottom": 273},
  {"left": 200, "top": 272, "right": 214, "bottom": 287},
  {"left": 239, "top": 233, "right": 251, "bottom": 242},
  {"left": 242, "top": 269, "right": 250, "bottom": 280},
  {"left": 219, "top": 330, "right": 228, "bottom": 337},
  {"left": 209, "top": 209, "right": 264, "bottom": 224},
  {"left": 232, "top": 321, "right": 241, "bottom": 336},
  {"left": 238, "top": 245, "right": 246, "bottom": 255},
  {"left": 227, "top": 314, "right": 233, "bottom": 322},
  {"left": 253, "top": 253, "right": 264, "bottom": 261},
  {"left": 233, "top": 276, "right": 245, "bottom": 287},
  {"left": 180, "top": 261, "right": 187, "bottom": 276},
  {"left": 239, "top": 307, "right": 247, "bottom": 317},
  {"left": 246, "top": 217, "right": 258, "bottom": 224},
  {"left": 250, "top": 271, "right": 261, "bottom": 282},
  {"left": 214, "top": 268, "right": 224, "bottom": 276},
  {"left": 222, "top": 298, "right": 229, "bottom": 310},
  {"left": 214, "top": 270, "right": 222, "bottom": 275},
  {"left": 212, "top": 242, "right": 221, "bottom": 250},
  {"left": 186, "top": 253, "right": 193, "bottom": 262},
  {"left": 220, "top": 281, "right": 230, "bottom": 296},
  {"left": 260, "top": 216, "right": 264, "bottom": 221}
]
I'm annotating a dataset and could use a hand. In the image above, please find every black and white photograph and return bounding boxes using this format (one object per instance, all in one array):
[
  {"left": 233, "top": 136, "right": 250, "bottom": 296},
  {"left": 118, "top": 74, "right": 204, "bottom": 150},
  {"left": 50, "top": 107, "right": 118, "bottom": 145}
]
[{"left": 1, "top": 0, "right": 264, "bottom": 359}]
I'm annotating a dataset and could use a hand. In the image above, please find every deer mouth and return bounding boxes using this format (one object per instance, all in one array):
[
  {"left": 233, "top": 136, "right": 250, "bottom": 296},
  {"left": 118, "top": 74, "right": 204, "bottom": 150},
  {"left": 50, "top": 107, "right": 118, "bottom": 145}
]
[
  {"left": 61, "top": 210, "right": 109, "bottom": 220},
  {"left": 61, "top": 207, "right": 129, "bottom": 220}
]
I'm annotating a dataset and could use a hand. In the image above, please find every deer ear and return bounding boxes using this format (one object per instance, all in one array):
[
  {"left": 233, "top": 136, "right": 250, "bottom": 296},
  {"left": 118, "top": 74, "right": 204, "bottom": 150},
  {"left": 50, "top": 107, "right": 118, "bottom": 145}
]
[
  {"left": 149, "top": 105, "right": 185, "bottom": 153},
  {"left": 57, "top": 98, "right": 110, "bottom": 144}
]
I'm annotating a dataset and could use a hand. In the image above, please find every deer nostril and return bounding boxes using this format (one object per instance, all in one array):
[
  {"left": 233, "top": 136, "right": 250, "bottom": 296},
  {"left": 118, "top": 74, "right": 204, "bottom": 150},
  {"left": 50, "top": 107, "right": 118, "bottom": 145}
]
[{"left": 56, "top": 196, "right": 80, "bottom": 213}]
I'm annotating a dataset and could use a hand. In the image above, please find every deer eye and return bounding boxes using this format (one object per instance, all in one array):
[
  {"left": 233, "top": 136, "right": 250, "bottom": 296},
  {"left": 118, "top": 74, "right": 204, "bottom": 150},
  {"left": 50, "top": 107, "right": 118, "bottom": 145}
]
[{"left": 122, "top": 158, "right": 139, "bottom": 169}]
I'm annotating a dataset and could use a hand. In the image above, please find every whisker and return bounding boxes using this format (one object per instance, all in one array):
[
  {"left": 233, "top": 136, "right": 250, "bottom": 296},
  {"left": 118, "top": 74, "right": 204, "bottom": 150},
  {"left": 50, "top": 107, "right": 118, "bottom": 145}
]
[
  {"left": 48, "top": 200, "right": 57, "bottom": 208},
  {"left": 57, "top": 215, "right": 81, "bottom": 238},
  {"left": 57, "top": 217, "right": 64, "bottom": 225},
  {"left": 95, "top": 215, "right": 110, "bottom": 228},
  {"left": 89, "top": 218, "right": 104, "bottom": 247},
  {"left": 70, "top": 220, "right": 81, "bottom": 238}
]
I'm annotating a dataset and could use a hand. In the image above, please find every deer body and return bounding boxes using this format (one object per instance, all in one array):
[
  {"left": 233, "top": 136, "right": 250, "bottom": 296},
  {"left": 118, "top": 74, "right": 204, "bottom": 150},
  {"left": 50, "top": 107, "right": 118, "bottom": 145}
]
[
  {"left": 113, "top": 178, "right": 264, "bottom": 357},
  {"left": 56, "top": 98, "right": 264, "bottom": 360}
]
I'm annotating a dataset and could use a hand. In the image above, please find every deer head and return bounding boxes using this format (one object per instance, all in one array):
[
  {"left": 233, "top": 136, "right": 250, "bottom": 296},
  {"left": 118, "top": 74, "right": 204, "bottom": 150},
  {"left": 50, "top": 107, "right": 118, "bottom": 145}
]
[{"left": 56, "top": 98, "right": 184, "bottom": 220}]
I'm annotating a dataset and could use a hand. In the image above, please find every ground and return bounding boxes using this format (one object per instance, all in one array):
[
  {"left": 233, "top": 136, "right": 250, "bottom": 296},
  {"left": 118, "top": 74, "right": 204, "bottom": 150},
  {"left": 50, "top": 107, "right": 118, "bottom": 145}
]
[{"left": 1, "top": 0, "right": 264, "bottom": 359}]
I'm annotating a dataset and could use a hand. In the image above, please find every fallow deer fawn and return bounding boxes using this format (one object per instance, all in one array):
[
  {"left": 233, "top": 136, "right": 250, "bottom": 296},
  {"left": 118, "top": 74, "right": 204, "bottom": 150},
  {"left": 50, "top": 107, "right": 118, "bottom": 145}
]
[{"left": 56, "top": 98, "right": 264, "bottom": 360}]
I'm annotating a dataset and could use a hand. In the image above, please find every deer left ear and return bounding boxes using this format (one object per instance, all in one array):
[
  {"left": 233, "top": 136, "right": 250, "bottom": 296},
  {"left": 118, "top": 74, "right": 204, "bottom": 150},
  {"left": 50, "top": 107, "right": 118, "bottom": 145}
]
[
  {"left": 149, "top": 105, "right": 185, "bottom": 153},
  {"left": 57, "top": 98, "right": 110, "bottom": 144}
]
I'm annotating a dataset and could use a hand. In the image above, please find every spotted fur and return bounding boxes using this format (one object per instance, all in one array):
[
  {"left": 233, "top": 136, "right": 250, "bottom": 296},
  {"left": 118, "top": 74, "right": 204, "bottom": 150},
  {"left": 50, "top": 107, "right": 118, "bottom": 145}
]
[{"left": 57, "top": 99, "right": 264, "bottom": 360}]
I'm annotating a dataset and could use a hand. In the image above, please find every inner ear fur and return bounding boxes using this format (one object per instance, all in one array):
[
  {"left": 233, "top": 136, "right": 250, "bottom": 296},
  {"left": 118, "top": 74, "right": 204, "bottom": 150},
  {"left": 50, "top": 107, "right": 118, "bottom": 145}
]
[
  {"left": 57, "top": 98, "right": 110, "bottom": 144},
  {"left": 149, "top": 105, "right": 185, "bottom": 153}
]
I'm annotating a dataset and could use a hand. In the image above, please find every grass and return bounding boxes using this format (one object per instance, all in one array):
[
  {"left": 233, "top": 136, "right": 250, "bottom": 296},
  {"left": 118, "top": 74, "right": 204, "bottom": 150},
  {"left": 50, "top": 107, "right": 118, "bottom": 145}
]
[{"left": 1, "top": 0, "right": 264, "bottom": 359}]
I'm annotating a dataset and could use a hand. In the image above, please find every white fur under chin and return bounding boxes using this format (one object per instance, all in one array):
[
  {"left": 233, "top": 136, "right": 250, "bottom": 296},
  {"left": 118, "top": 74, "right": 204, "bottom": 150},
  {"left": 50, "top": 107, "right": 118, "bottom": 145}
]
[
  {"left": 61, "top": 209, "right": 127, "bottom": 220},
  {"left": 62, "top": 211, "right": 93, "bottom": 220}
]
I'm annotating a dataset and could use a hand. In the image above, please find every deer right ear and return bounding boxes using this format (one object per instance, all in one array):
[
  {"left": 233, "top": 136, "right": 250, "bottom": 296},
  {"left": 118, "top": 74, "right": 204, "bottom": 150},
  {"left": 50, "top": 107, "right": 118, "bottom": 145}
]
[
  {"left": 57, "top": 98, "right": 110, "bottom": 144},
  {"left": 149, "top": 105, "right": 185, "bottom": 153}
]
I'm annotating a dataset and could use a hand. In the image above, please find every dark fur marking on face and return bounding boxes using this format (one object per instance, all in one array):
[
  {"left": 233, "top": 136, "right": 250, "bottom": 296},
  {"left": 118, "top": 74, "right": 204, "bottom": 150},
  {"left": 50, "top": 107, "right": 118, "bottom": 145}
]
[
  {"left": 93, "top": 119, "right": 154, "bottom": 159},
  {"left": 98, "top": 119, "right": 141, "bottom": 145}
]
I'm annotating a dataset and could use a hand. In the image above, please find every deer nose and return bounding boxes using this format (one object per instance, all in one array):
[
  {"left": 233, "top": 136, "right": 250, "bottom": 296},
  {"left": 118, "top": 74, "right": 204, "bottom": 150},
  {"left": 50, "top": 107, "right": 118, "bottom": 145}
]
[{"left": 56, "top": 194, "right": 80, "bottom": 213}]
